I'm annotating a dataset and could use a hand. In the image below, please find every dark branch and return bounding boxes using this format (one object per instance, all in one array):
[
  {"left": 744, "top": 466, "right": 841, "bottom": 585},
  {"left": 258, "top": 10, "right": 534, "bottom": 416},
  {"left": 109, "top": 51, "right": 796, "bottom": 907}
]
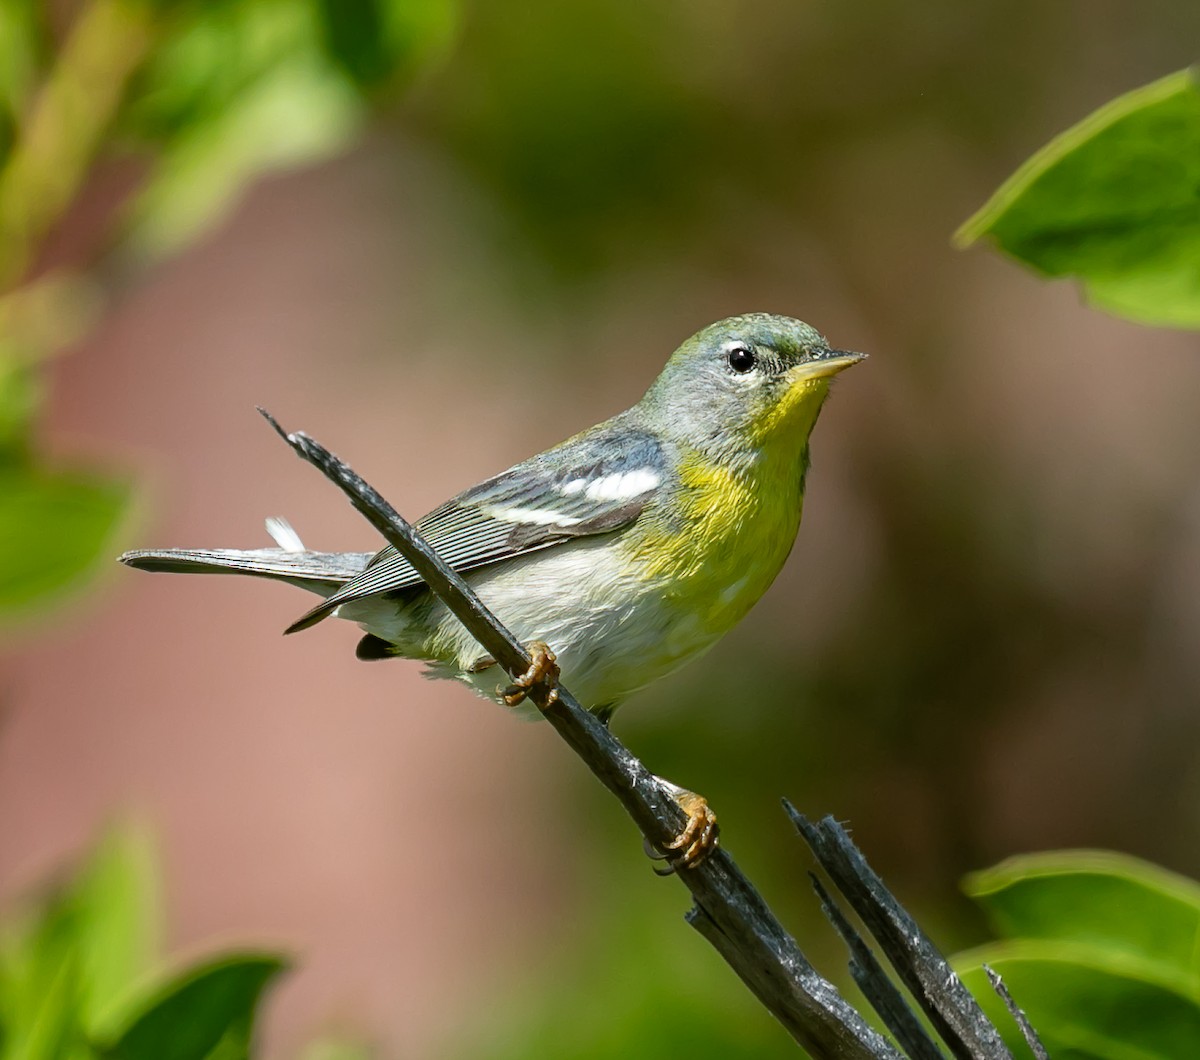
[
  {"left": 787, "top": 807, "right": 1013, "bottom": 1060},
  {"left": 259, "top": 408, "right": 898, "bottom": 1059},
  {"left": 809, "top": 873, "right": 945, "bottom": 1060}
]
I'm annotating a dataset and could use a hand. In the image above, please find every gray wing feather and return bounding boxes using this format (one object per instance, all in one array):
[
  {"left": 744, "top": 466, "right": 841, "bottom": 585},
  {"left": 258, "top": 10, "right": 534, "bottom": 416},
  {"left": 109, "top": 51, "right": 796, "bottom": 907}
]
[{"left": 284, "top": 425, "right": 667, "bottom": 633}]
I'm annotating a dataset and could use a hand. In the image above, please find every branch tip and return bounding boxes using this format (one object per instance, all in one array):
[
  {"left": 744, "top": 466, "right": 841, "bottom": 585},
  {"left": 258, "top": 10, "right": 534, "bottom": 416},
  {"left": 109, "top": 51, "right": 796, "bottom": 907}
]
[
  {"left": 984, "top": 964, "right": 1049, "bottom": 1060},
  {"left": 256, "top": 405, "right": 290, "bottom": 442}
]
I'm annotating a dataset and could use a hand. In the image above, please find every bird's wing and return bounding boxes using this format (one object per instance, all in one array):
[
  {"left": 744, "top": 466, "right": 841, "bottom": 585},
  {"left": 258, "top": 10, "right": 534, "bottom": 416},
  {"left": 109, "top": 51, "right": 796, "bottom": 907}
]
[{"left": 284, "top": 425, "right": 668, "bottom": 633}]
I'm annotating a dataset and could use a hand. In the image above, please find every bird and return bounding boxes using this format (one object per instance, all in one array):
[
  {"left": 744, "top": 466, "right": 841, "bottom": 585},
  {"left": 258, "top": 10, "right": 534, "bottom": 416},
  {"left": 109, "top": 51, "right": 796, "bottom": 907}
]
[{"left": 121, "top": 313, "right": 864, "bottom": 869}]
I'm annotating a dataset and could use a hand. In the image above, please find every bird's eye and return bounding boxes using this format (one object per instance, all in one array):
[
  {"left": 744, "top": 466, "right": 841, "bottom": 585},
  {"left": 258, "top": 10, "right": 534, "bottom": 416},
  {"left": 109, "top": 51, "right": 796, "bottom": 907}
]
[{"left": 727, "top": 344, "right": 757, "bottom": 373}]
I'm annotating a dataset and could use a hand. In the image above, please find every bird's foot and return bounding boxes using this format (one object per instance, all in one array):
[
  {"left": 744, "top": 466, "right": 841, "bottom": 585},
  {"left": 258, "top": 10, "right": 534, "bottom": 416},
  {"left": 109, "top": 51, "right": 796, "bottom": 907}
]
[
  {"left": 501, "top": 640, "right": 560, "bottom": 708},
  {"left": 646, "top": 781, "right": 720, "bottom": 874}
]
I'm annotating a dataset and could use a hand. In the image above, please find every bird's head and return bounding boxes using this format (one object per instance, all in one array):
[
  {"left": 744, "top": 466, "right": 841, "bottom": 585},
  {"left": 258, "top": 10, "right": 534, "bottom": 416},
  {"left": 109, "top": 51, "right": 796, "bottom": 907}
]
[{"left": 639, "top": 313, "right": 865, "bottom": 459}]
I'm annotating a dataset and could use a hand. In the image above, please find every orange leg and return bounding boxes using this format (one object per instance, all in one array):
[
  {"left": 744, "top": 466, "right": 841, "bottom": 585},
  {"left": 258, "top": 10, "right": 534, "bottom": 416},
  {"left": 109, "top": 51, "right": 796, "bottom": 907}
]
[
  {"left": 647, "top": 780, "right": 720, "bottom": 873},
  {"left": 501, "top": 641, "right": 561, "bottom": 708}
]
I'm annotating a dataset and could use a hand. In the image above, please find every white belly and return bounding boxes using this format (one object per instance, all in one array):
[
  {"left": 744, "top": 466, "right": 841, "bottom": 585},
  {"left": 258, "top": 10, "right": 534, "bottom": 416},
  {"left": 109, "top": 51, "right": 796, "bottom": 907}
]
[{"left": 339, "top": 535, "right": 722, "bottom": 715}]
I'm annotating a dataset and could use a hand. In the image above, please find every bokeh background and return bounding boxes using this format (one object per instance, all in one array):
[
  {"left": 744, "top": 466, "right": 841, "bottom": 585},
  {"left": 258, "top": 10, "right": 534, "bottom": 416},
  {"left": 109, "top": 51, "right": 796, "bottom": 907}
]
[{"left": 2, "top": 1, "right": 1200, "bottom": 1056}]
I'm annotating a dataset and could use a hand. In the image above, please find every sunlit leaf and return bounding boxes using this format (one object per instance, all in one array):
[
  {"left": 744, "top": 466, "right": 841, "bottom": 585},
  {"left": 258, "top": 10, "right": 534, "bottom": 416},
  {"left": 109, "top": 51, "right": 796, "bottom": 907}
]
[
  {"left": 101, "top": 954, "right": 287, "bottom": 1060},
  {"left": 121, "top": 0, "right": 326, "bottom": 141},
  {"left": 0, "top": 468, "right": 133, "bottom": 617},
  {"left": 0, "top": 828, "right": 158, "bottom": 1059},
  {"left": 118, "top": 0, "right": 456, "bottom": 259},
  {"left": 0, "top": 956, "right": 91, "bottom": 1060},
  {"left": 125, "top": 53, "right": 360, "bottom": 257},
  {"left": 965, "top": 849, "right": 1200, "bottom": 995},
  {"left": 958, "top": 941, "right": 1200, "bottom": 1060},
  {"left": 956, "top": 68, "right": 1200, "bottom": 328},
  {"left": 119, "top": 0, "right": 361, "bottom": 258}
]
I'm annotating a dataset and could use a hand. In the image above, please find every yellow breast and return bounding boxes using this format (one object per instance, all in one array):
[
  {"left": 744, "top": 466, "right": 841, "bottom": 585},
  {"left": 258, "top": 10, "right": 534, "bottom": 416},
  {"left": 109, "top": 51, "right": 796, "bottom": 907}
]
[{"left": 629, "top": 446, "right": 806, "bottom": 636}]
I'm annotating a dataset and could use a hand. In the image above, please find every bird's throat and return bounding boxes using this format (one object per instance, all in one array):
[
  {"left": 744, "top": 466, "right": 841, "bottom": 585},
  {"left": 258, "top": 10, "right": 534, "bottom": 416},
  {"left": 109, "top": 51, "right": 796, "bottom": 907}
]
[{"left": 749, "top": 377, "right": 831, "bottom": 447}]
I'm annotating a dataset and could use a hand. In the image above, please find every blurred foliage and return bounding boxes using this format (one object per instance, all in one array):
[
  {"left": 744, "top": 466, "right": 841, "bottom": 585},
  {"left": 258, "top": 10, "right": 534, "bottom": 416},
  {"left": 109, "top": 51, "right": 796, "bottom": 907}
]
[
  {"left": 0, "top": 0, "right": 456, "bottom": 626},
  {"left": 0, "top": 1, "right": 41, "bottom": 160},
  {"left": 408, "top": 0, "right": 1072, "bottom": 280},
  {"left": 120, "top": 0, "right": 457, "bottom": 257},
  {"left": 956, "top": 851, "right": 1200, "bottom": 1058},
  {"left": 0, "top": 827, "right": 287, "bottom": 1059},
  {"left": 119, "top": 0, "right": 364, "bottom": 258},
  {"left": 107, "top": 955, "right": 286, "bottom": 1060},
  {"left": 0, "top": 275, "right": 126, "bottom": 624},
  {"left": 0, "top": 467, "right": 131, "bottom": 614},
  {"left": 957, "top": 68, "right": 1200, "bottom": 329},
  {"left": 453, "top": 891, "right": 789, "bottom": 1059},
  {"left": 409, "top": 0, "right": 715, "bottom": 277}
]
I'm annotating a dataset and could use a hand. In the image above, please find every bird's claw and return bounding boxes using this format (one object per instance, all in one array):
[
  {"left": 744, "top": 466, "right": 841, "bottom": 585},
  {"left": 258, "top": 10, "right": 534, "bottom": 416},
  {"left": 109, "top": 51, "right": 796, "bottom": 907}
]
[
  {"left": 501, "top": 640, "right": 560, "bottom": 708},
  {"left": 647, "top": 789, "right": 720, "bottom": 874}
]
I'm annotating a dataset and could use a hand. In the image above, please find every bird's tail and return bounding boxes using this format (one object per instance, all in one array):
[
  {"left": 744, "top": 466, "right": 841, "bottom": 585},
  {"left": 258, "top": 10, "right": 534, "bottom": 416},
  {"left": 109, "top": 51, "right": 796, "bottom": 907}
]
[
  {"left": 118, "top": 518, "right": 374, "bottom": 597},
  {"left": 119, "top": 547, "right": 374, "bottom": 594}
]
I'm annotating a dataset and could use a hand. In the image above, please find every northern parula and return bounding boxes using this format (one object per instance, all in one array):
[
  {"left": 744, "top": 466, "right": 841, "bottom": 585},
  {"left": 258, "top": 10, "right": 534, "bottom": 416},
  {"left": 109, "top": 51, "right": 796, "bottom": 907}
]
[{"left": 122, "top": 314, "right": 862, "bottom": 721}]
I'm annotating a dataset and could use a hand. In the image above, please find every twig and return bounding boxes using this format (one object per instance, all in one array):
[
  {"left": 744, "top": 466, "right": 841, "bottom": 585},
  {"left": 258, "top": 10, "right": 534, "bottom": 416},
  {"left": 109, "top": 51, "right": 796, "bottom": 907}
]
[
  {"left": 984, "top": 966, "right": 1049, "bottom": 1060},
  {"left": 258, "top": 409, "right": 899, "bottom": 1059},
  {"left": 809, "top": 873, "right": 945, "bottom": 1060},
  {"left": 787, "top": 808, "right": 1012, "bottom": 1060}
]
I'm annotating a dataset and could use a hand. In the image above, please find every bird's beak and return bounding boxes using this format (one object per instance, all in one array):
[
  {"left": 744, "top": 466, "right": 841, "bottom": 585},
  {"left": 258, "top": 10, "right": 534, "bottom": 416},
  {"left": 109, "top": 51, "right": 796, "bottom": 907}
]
[{"left": 790, "top": 348, "right": 868, "bottom": 381}]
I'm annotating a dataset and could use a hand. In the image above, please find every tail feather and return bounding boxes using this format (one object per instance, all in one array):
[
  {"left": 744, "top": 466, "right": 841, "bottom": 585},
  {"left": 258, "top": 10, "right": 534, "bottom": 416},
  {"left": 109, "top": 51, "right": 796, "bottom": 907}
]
[
  {"left": 119, "top": 548, "right": 374, "bottom": 595},
  {"left": 283, "top": 597, "right": 342, "bottom": 634}
]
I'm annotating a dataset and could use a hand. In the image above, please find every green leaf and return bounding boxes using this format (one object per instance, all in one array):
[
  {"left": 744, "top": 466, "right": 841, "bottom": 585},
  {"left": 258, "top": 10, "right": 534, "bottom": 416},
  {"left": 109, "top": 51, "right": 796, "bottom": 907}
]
[
  {"left": 0, "top": 958, "right": 93, "bottom": 1060},
  {"left": 0, "top": 833, "right": 286, "bottom": 1060},
  {"left": 64, "top": 827, "right": 160, "bottom": 1034},
  {"left": 118, "top": 1, "right": 359, "bottom": 257},
  {"left": 117, "top": 0, "right": 455, "bottom": 259},
  {"left": 125, "top": 51, "right": 360, "bottom": 257},
  {"left": 0, "top": 828, "right": 158, "bottom": 1059},
  {"left": 121, "top": 1, "right": 323, "bottom": 141},
  {"left": 965, "top": 849, "right": 1200, "bottom": 997},
  {"left": 958, "top": 941, "right": 1200, "bottom": 1060},
  {"left": 956, "top": 68, "right": 1200, "bottom": 328},
  {"left": 101, "top": 954, "right": 287, "bottom": 1060},
  {"left": 0, "top": 467, "right": 133, "bottom": 618}
]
